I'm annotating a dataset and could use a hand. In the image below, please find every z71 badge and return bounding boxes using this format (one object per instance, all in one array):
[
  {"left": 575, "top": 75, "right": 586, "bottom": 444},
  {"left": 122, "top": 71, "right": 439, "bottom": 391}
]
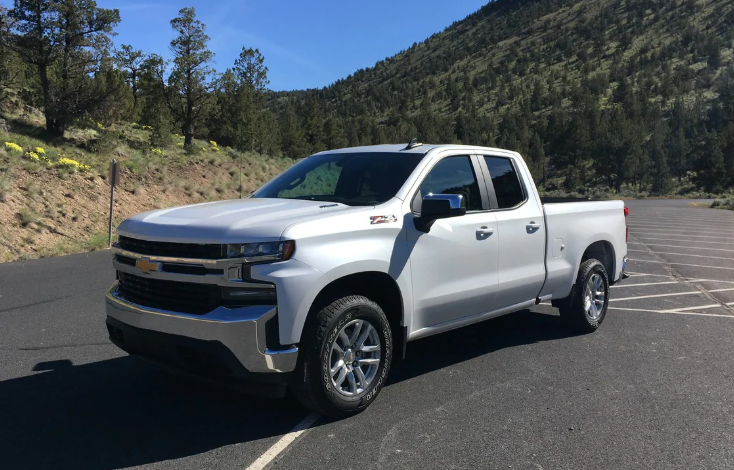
[{"left": 370, "top": 215, "right": 398, "bottom": 225}]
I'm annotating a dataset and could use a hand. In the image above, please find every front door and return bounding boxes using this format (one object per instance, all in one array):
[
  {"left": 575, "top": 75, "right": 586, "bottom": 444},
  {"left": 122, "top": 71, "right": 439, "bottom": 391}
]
[{"left": 407, "top": 155, "right": 499, "bottom": 331}]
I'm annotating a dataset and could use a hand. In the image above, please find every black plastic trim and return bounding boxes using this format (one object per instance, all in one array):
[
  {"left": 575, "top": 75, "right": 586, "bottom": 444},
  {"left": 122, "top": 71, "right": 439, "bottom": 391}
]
[{"left": 106, "top": 316, "right": 290, "bottom": 396}]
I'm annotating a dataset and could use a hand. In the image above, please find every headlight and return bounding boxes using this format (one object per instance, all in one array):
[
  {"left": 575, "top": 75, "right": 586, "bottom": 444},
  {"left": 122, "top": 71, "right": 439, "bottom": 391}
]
[{"left": 225, "top": 240, "right": 295, "bottom": 262}]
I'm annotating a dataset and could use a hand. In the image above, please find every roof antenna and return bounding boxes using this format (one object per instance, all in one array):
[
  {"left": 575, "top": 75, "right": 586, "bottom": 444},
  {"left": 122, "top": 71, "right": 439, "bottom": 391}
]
[{"left": 403, "top": 138, "right": 423, "bottom": 150}]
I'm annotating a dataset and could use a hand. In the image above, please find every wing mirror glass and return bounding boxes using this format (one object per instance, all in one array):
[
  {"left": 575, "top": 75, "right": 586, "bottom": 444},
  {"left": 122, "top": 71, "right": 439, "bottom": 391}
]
[{"left": 415, "top": 194, "right": 467, "bottom": 233}]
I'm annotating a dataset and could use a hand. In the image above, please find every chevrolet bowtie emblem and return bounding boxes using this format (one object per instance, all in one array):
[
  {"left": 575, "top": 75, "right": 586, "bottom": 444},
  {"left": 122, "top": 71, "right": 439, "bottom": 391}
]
[{"left": 135, "top": 258, "right": 160, "bottom": 274}]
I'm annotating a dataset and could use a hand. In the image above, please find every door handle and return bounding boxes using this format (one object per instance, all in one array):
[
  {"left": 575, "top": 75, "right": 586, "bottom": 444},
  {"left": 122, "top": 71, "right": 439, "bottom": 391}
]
[
  {"left": 476, "top": 226, "right": 495, "bottom": 235},
  {"left": 526, "top": 222, "right": 541, "bottom": 231}
]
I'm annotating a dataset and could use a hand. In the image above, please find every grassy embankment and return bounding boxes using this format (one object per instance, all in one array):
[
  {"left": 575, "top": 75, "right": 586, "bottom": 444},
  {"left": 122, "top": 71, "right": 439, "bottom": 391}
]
[{"left": 0, "top": 99, "right": 290, "bottom": 263}]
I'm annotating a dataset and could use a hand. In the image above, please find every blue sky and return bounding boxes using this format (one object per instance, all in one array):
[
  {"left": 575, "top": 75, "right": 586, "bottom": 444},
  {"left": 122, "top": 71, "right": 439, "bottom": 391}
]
[{"left": 96, "top": 0, "right": 489, "bottom": 91}]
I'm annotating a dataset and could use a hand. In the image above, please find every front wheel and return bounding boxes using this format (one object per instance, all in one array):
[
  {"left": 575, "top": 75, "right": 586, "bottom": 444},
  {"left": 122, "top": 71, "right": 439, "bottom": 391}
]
[
  {"left": 558, "top": 259, "right": 610, "bottom": 333},
  {"left": 291, "top": 295, "right": 392, "bottom": 418}
]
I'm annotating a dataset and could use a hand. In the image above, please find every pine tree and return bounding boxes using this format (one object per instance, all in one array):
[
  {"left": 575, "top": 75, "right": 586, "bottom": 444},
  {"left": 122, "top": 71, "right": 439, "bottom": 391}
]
[
  {"left": 323, "top": 117, "right": 347, "bottom": 150},
  {"left": 279, "top": 103, "right": 308, "bottom": 159},
  {"left": 304, "top": 101, "right": 324, "bottom": 153},
  {"left": 114, "top": 44, "right": 145, "bottom": 117},
  {"left": 233, "top": 47, "right": 269, "bottom": 151},
  {"left": 649, "top": 120, "right": 671, "bottom": 194},
  {"left": 164, "top": 7, "right": 214, "bottom": 148},
  {"left": 694, "top": 133, "right": 727, "bottom": 192},
  {"left": 8, "top": 0, "right": 120, "bottom": 136}
]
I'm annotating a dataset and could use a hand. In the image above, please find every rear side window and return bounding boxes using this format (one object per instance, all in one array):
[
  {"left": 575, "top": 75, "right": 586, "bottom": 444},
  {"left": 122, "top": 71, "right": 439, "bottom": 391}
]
[
  {"left": 413, "top": 156, "right": 482, "bottom": 212},
  {"left": 484, "top": 156, "right": 525, "bottom": 209}
]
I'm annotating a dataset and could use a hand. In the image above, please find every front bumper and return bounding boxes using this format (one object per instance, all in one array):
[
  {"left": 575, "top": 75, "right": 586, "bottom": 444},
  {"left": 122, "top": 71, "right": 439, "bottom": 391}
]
[{"left": 105, "top": 282, "right": 298, "bottom": 392}]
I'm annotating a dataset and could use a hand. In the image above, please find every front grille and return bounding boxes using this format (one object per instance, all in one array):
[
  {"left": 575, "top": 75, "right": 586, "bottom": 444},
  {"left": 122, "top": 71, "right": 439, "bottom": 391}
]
[
  {"left": 117, "top": 271, "right": 221, "bottom": 315},
  {"left": 118, "top": 236, "right": 223, "bottom": 259}
]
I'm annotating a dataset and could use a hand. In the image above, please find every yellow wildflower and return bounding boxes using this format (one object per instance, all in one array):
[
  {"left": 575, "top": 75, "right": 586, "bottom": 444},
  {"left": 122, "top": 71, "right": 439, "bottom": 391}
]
[
  {"left": 34, "top": 147, "right": 45, "bottom": 154},
  {"left": 209, "top": 140, "right": 218, "bottom": 147},
  {"left": 26, "top": 151, "right": 40, "bottom": 161},
  {"left": 151, "top": 148, "right": 165, "bottom": 156},
  {"left": 96, "top": 122, "right": 105, "bottom": 130},
  {"left": 79, "top": 164, "right": 91, "bottom": 172},
  {"left": 58, "top": 157, "right": 82, "bottom": 168},
  {"left": 5, "top": 142, "right": 23, "bottom": 152}
]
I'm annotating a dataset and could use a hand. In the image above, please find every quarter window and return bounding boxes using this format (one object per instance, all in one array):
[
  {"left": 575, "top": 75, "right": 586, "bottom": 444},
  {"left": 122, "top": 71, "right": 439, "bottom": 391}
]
[
  {"left": 413, "top": 156, "right": 482, "bottom": 212},
  {"left": 484, "top": 156, "right": 525, "bottom": 209}
]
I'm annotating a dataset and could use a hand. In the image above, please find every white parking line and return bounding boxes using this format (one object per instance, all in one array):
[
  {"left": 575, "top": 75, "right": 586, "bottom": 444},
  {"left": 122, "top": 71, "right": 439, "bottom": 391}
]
[
  {"left": 625, "top": 272, "right": 674, "bottom": 278},
  {"left": 627, "top": 220, "right": 734, "bottom": 230},
  {"left": 609, "top": 307, "right": 734, "bottom": 318},
  {"left": 612, "top": 281, "right": 680, "bottom": 288},
  {"left": 634, "top": 236, "right": 734, "bottom": 246},
  {"left": 627, "top": 216, "right": 734, "bottom": 226},
  {"left": 666, "top": 304, "right": 722, "bottom": 312},
  {"left": 631, "top": 231, "right": 733, "bottom": 241},
  {"left": 641, "top": 243, "right": 734, "bottom": 253},
  {"left": 709, "top": 288, "right": 734, "bottom": 293},
  {"left": 628, "top": 225, "right": 734, "bottom": 236},
  {"left": 688, "top": 279, "right": 734, "bottom": 284},
  {"left": 630, "top": 259, "right": 734, "bottom": 271},
  {"left": 610, "top": 291, "right": 702, "bottom": 302},
  {"left": 641, "top": 251, "right": 734, "bottom": 261},
  {"left": 245, "top": 413, "right": 320, "bottom": 470}
]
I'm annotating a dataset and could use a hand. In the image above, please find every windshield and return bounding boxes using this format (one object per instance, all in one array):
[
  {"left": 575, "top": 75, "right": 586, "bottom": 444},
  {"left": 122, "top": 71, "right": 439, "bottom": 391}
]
[{"left": 252, "top": 152, "right": 425, "bottom": 206}]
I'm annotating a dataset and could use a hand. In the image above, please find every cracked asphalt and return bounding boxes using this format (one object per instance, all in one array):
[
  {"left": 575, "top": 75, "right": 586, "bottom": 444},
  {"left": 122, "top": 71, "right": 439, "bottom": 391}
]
[{"left": 1, "top": 199, "right": 733, "bottom": 470}]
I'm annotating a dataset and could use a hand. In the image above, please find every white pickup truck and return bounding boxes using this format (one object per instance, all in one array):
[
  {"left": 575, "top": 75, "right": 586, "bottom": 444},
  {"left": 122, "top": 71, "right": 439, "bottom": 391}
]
[{"left": 106, "top": 143, "right": 628, "bottom": 417}]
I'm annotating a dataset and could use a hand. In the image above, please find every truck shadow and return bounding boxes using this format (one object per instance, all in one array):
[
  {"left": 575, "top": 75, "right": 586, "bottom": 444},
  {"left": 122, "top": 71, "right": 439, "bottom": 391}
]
[
  {"left": 0, "top": 309, "right": 575, "bottom": 470},
  {"left": 0, "top": 355, "right": 309, "bottom": 470},
  {"left": 389, "top": 308, "right": 582, "bottom": 384}
]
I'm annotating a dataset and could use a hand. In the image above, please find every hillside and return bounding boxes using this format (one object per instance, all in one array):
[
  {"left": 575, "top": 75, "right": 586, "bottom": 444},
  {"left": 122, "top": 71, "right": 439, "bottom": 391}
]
[
  {"left": 275, "top": 0, "right": 734, "bottom": 195},
  {"left": 2, "top": 0, "right": 734, "bottom": 262},
  {"left": 0, "top": 92, "right": 288, "bottom": 262}
]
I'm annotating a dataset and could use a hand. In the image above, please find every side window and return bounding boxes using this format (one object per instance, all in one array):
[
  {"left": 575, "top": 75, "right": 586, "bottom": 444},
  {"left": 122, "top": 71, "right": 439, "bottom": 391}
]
[
  {"left": 484, "top": 156, "right": 525, "bottom": 209},
  {"left": 413, "top": 156, "right": 482, "bottom": 212}
]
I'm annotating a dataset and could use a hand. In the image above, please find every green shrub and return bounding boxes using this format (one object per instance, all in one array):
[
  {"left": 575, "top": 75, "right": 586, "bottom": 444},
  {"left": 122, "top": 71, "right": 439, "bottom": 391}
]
[{"left": 18, "top": 208, "right": 40, "bottom": 227}]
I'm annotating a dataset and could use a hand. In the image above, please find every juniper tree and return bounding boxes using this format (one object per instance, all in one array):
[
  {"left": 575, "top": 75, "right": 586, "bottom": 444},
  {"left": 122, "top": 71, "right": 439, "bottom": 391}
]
[
  {"left": 7, "top": 0, "right": 120, "bottom": 136},
  {"left": 164, "top": 7, "right": 214, "bottom": 148}
]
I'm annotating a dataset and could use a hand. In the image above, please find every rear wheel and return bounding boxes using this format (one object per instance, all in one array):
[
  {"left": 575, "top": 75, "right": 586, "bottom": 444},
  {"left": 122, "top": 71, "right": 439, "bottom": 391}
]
[
  {"left": 558, "top": 259, "right": 609, "bottom": 333},
  {"left": 291, "top": 295, "right": 392, "bottom": 418}
]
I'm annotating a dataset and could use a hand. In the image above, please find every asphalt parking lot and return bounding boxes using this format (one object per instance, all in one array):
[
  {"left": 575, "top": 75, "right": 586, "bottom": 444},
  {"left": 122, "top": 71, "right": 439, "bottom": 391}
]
[{"left": 1, "top": 199, "right": 733, "bottom": 470}]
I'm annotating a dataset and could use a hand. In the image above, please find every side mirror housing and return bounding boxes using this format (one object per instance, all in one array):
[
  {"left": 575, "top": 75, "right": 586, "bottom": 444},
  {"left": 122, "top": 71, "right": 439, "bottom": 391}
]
[{"left": 415, "top": 194, "right": 467, "bottom": 233}]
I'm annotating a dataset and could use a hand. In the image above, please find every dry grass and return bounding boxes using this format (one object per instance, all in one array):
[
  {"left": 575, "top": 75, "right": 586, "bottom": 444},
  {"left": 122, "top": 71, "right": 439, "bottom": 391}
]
[{"left": 0, "top": 108, "right": 293, "bottom": 263}]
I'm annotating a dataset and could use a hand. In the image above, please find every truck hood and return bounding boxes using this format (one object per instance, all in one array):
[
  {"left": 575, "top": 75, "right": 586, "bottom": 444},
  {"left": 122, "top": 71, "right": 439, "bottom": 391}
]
[{"left": 116, "top": 198, "right": 354, "bottom": 243}]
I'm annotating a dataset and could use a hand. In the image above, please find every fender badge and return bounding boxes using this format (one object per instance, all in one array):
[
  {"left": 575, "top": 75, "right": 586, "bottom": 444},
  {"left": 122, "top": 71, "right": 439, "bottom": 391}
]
[{"left": 370, "top": 215, "right": 398, "bottom": 225}]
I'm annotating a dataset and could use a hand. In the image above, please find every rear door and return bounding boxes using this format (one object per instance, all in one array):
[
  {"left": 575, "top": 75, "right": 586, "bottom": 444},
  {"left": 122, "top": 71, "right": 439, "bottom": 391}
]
[
  {"left": 407, "top": 155, "right": 499, "bottom": 330},
  {"left": 479, "top": 155, "right": 546, "bottom": 308}
]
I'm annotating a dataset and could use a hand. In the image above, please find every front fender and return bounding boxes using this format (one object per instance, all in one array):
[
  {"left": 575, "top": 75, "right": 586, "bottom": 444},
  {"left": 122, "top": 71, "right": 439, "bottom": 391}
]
[{"left": 252, "top": 258, "right": 414, "bottom": 347}]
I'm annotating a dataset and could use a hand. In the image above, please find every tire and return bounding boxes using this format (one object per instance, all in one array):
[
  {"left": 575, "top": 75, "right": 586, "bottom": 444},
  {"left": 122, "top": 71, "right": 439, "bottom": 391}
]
[
  {"left": 291, "top": 295, "right": 393, "bottom": 418},
  {"left": 558, "top": 259, "right": 610, "bottom": 333}
]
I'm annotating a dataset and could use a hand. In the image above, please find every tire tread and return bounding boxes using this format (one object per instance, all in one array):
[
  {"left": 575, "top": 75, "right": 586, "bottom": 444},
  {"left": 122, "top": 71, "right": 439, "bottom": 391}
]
[{"left": 292, "top": 295, "right": 389, "bottom": 417}]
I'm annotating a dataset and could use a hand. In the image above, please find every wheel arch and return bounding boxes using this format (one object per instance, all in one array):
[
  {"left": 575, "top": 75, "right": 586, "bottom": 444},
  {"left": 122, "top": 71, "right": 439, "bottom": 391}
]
[
  {"left": 306, "top": 271, "right": 407, "bottom": 359},
  {"left": 580, "top": 240, "right": 616, "bottom": 281}
]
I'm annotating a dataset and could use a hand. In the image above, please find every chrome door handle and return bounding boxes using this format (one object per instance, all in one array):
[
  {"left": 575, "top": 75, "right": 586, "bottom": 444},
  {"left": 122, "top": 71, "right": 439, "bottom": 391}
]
[
  {"left": 526, "top": 222, "right": 541, "bottom": 231},
  {"left": 476, "top": 226, "right": 495, "bottom": 235}
]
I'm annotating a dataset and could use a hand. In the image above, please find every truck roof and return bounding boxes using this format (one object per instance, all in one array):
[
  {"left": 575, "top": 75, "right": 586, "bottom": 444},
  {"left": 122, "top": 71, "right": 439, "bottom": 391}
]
[{"left": 315, "top": 143, "right": 515, "bottom": 156}]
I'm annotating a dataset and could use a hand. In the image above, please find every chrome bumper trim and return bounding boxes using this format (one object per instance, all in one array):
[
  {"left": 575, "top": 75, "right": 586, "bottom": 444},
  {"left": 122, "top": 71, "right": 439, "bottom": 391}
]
[{"left": 105, "top": 282, "right": 298, "bottom": 373}]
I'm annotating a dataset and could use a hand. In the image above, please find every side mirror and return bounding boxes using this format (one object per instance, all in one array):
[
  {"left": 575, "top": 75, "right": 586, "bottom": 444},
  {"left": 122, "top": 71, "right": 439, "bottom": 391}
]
[{"left": 415, "top": 194, "right": 467, "bottom": 233}]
